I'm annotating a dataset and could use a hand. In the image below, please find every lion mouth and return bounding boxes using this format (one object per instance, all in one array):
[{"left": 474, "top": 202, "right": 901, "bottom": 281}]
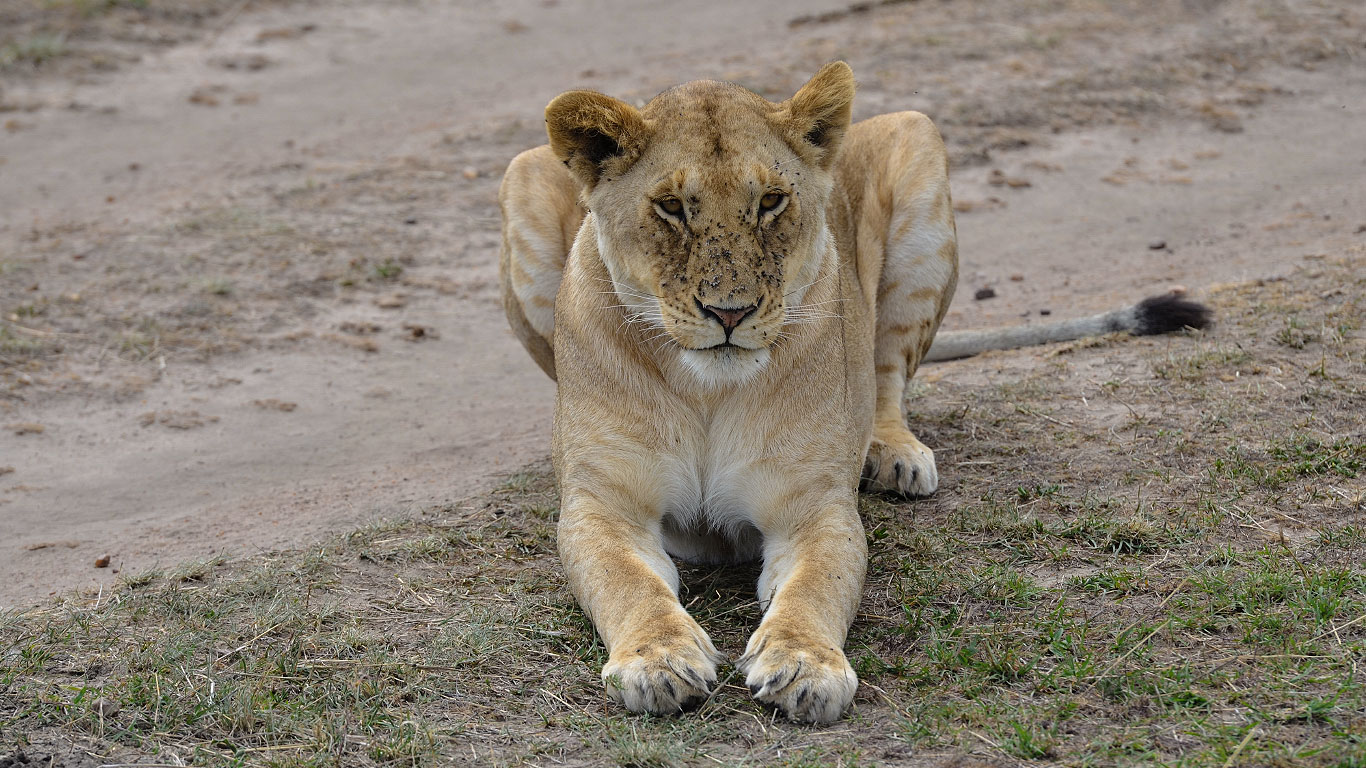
[
  {"left": 698, "top": 339, "right": 766, "bottom": 353},
  {"left": 678, "top": 344, "right": 772, "bottom": 387}
]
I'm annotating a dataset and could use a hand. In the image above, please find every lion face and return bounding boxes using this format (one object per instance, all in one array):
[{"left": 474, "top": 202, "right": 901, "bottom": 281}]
[{"left": 546, "top": 64, "right": 856, "bottom": 386}]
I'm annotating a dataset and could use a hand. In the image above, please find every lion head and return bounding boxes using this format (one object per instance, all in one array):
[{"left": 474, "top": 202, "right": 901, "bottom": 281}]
[{"left": 545, "top": 62, "right": 856, "bottom": 386}]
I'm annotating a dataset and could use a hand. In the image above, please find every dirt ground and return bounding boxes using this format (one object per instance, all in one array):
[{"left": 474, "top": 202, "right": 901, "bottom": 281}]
[
  {"left": 1, "top": 0, "right": 1364, "bottom": 608},
  {"left": 2, "top": 258, "right": 1360, "bottom": 765}
]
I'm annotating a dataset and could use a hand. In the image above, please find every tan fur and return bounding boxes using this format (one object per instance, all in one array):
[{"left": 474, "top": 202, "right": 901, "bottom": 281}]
[{"left": 496, "top": 62, "right": 958, "bottom": 723}]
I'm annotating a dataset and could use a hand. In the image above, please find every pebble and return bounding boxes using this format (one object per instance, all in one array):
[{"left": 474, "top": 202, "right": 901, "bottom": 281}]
[
  {"left": 1148, "top": 239, "right": 1167, "bottom": 250},
  {"left": 89, "top": 698, "right": 119, "bottom": 718},
  {"left": 973, "top": 287, "right": 997, "bottom": 300}
]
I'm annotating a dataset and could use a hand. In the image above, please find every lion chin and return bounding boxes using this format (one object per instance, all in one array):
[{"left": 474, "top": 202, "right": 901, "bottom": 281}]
[{"left": 678, "top": 345, "right": 771, "bottom": 388}]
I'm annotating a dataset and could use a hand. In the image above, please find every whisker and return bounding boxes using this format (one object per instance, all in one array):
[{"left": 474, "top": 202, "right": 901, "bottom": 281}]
[
  {"left": 784, "top": 307, "right": 844, "bottom": 318},
  {"left": 784, "top": 313, "right": 844, "bottom": 326},
  {"left": 594, "top": 290, "right": 660, "bottom": 303},
  {"left": 783, "top": 312, "right": 842, "bottom": 320},
  {"left": 786, "top": 310, "right": 844, "bottom": 318},
  {"left": 623, "top": 312, "right": 665, "bottom": 327},
  {"left": 642, "top": 330, "right": 678, "bottom": 346},
  {"left": 785, "top": 308, "right": 843, "bottom": 317},
  {"left": 589, "top": 278, "right": 660, "bottom": 299},
  {"left": 783, "top": 269, "right": 836, "bottom": 299}
]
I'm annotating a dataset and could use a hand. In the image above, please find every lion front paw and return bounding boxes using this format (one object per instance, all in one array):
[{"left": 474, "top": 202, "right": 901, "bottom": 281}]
[
  {"left": 737, "top": 625, "right": 857, "bottom": 724},
  {"left": 601, "top": 619, "right": 722, "bottom": 715},
  {"left": 862, "top": 427, "right": 938, "bottom": 497}
]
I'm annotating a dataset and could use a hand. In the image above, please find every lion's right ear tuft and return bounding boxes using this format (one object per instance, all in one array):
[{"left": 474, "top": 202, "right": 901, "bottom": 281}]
[{"left": 545, "top": 91, "right": 651, "bottom": 190}]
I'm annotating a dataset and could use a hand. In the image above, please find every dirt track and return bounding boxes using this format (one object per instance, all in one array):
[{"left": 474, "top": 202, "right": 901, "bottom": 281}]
[{"left": 2, "top": 0, "right": 1364, "bottom": 607}]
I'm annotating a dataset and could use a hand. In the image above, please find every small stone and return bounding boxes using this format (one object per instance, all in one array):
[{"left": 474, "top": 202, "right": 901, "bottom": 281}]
[
  {"left": 1009, "top": 273, "right": 1024, "bottom": 282},
  {"left": 462, "top": 166, "right": 479, "bottom": 180},
  {"left": 973, "top": 287, "right": 997, "bottom": 301},
  {"left": 401, "top": 323, "right": 439, "bottom": 341},
  {"left": 1040, "top": 309, "right": 1052, "bottom": 316},
  {"left": 90, "top": 698, "right": 119, "bottom": 718},
  {"left": 94, "top": 556, "right": 110, "bottom": 568},
  {"left": 1148, "top": 239, "right": 1167, "bottom": 250}
]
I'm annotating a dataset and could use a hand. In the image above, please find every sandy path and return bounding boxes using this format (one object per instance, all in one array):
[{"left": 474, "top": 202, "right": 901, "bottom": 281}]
[
  {"left": 2, "top": 0, "right": 848, "bottom": 228},
  {"left": 0, "top": 0, "right": 854, "bottom": 605},
  {"left": 2, "top": 0, "right": 1363, "bottom": 607},
  {"left": 946, "top": 67, "right": 1366, "bottom": 330}
]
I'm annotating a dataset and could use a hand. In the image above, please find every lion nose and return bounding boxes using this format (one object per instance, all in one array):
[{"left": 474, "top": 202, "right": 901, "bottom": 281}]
[{"left": 700, "top": 303, "right": 757, "bottom": 334}]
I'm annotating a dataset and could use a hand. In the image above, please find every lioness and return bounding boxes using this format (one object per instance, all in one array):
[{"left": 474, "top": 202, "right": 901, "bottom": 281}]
[{"left": 498, "top": 62, "right": 1208, "bottom": 723}]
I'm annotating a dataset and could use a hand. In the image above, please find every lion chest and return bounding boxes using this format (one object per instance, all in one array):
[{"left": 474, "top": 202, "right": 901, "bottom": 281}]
[
  {"left": 645, "top": 397, "right": 845, "bottom": 564},
  {"left": 657, "top": 426, "right": 767, "bottom": 538}
]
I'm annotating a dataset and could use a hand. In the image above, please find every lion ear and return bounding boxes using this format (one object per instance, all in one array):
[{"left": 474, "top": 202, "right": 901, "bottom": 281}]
[
  {"left": 776, "top": 61, "right": 856, "bottom": 169},
  {"left": 545, "top": 90, "right": 651, "bottom": 190}
]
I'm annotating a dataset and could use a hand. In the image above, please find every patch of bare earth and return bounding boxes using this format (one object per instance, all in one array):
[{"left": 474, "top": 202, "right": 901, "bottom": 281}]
[
  {"left": 6, "top": 0, "right": 1363, "bottom": 404},
  {"left": 2, "top": 259, "right": 1361, "bottom": 765}
]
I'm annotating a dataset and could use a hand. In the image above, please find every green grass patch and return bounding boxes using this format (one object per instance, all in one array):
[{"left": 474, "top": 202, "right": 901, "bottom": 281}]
[{"left": 3, "top": 262, "right": 1363, "bottom": 765}]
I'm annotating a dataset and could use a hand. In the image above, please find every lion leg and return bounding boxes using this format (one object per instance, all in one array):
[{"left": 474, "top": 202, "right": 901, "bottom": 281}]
[
  {"left": 739, "top": 492, "right": 866, "bottom": 723},
  {"left": 845, "top": 112, "right": 959, "bottom": 496},
  {"left": 558, "top": 498, "right": 722, "bottom": 714},
  {"left": 496, "top": 144, "right": 585, "bottom": 380}
]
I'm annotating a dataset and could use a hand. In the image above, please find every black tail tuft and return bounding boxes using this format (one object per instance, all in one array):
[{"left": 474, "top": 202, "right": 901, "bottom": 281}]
[{"left": 1134, "top": 293, "right": 1213, "bottom": 335}]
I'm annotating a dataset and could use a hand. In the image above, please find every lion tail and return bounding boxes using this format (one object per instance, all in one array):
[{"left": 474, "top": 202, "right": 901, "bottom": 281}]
[{"left": 923, "top": 292, "right": 1213, "bottom": 363}]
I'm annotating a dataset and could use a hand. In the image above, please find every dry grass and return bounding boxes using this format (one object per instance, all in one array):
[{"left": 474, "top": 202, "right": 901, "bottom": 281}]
[
  {"left": 2, "top": 257, "right": 1362, "bottom": 766},
  {"left": 0, "top": 0, "right": 280, "bottom": 76}
]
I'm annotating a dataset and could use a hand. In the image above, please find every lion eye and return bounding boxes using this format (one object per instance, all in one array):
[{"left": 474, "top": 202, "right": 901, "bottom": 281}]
[
  {"left": 759, "top": 192, "right": 786, "bottom": 214},
  {"left": 655, "top": 197, "right": 685, "bottom": 219}
]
